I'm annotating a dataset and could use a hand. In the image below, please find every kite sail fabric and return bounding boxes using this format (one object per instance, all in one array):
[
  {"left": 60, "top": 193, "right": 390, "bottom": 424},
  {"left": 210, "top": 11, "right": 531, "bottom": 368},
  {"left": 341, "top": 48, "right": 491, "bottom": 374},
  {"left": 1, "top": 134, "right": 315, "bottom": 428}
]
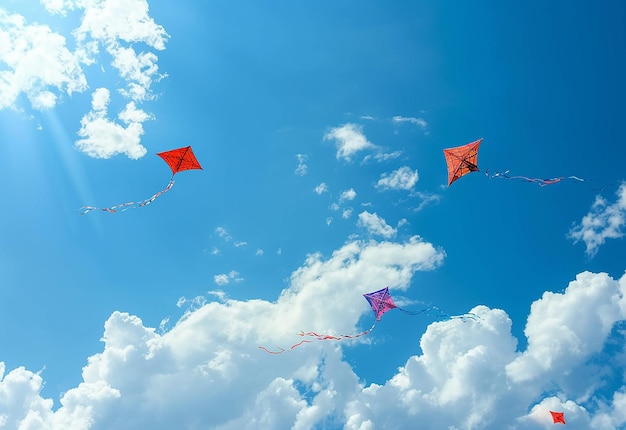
[
  {"left": 443, "top": 138, "right": 482, "bottom": 186},
  {"left": 259, "top": 287, "right": 478, "bottom": 354},
  {"left": 81, "top": 146, "right": 202, "bottom": 214},
  {"left": 550, "top": 411, "right": 566, "bottom": 424},
  {"left": 157, "top": 146, "right": 203, "bottom": 175}
]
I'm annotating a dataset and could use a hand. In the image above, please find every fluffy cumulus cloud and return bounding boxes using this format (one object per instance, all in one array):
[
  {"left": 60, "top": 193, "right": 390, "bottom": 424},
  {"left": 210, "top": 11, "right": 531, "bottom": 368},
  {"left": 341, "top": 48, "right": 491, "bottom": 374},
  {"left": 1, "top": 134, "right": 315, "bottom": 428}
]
[
  {"left": 339, "top": 188, "right": 357, "bottom": 202},
  {"left": 0, "top": 237, "right": 445, "bottom": 429},
  {"left": 0, "top": 9, "right": 87, "bottom": 110},
  {"left": 1, "top": 244, "right": 626, "bottom": 428},
  {"left": 357, "top": 211, "right": 397, "bottom": 238},
  {"left": 324, "top": 123, "right": 377, "bottom": 162},
  {"left": 376, "top": 166, "right": 419, "bottom": 191},
  {"left": 214, "top": 271, "right": 243, "bottom": 286},
  {"left": 569, "top": 183, "right": 626, "bottom": 257},
  {"left": 0, "top": 1, "right": 168, "bottom": 158},
  {"left": 74, "top": 88, "right": 150, "bottom": 159}
]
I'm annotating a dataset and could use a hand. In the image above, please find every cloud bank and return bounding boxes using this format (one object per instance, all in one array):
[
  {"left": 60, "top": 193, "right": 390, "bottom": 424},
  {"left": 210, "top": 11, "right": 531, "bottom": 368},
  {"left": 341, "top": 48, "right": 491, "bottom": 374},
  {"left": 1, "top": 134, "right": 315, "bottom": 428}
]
[{"left": 1, "top": 235, "right": 625, "bottom": 429}]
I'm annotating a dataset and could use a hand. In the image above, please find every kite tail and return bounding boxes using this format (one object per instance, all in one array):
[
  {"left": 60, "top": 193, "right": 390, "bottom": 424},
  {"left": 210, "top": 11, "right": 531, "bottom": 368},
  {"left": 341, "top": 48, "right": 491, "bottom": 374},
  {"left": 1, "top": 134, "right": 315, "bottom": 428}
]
[
  {"left": 396, "top": 306, "right": 479, "bottom": 322},
  {"left": 80, "top": 177, "right": 175, "bottom": 215},
  {"left": 486, "top": 170, "right": 587, "bottom": 187},
  {"left": 297, "top": 321, "right": 378, "bottom": 343},
  {"left": 258, "top": 322, "right": 378, "bottom": 354}
]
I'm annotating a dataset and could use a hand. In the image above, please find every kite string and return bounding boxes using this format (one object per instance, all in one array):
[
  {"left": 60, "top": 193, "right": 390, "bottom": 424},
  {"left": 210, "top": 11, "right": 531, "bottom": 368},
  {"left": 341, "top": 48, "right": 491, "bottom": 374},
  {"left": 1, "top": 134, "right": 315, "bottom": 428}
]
[{"left": 396, "top": 306, "right": 479, "bottom": 322}]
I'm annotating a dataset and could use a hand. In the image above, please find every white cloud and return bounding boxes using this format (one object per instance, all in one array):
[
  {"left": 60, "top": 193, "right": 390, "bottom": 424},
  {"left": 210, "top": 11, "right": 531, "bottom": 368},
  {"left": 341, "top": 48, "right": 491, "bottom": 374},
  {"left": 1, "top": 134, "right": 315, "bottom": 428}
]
[
  {"left": 506, "top": 271, "right": 626, "bottom": 383},
  {"left": 72, "top": 0, "right": 169, "bottom": 50},
  {"left": 372, "top": 150, "right": 402, "bottom": 162},
  {"left": 214, "top": 274, "right": 230, "bottom": 286},
  {"left": 1, "top": 1, "right": 169, "bottom": 158},
  {"left": 107, "top": 44, "right": 165, "bottom": 101},
  {"left": 255, "top": 249, "right": 264, "bottom": 256},
  {"left": 74, "top": 88, "right": 150, "bottom": 159},
  {"left": 357, "top": 211, "right": 397, "bottom": 238},
  {"left": 215, "top": 227, "right": 231, "bottom": 241},
  {"left": 392, "top": 115, "right": 428, "bottom": 132},
  {"left": 414, "top": 191, "right": 442, "bottom": 212},
  {"left": 324, "top": 123, "right": 377, "bottom": 162},
  {"left": 214, "top": 271, "right": 243, "bottom": 286},
  {"left": 569, "top": 183, "right": 626, "bottom": 257},
  {"left": 295, "top": 154, "right": 308, "bottom": 176},
  {"left": 314, "top": 183, "right": 328, "bottom": 195},
  {"left": 0, "top": 9, "right": 87, "bottom": 110},
  {"left": 342, "top": 209, "right": 353, "bottom": 219},
  {"left": 339, "top": 188, "right": 357, "bottom": 202},
  {"left": 2, "top": 246, "right": 626, "bottom": 429},
  {"left": 376, "top": 166, "right": 419, "bottom": 191}
]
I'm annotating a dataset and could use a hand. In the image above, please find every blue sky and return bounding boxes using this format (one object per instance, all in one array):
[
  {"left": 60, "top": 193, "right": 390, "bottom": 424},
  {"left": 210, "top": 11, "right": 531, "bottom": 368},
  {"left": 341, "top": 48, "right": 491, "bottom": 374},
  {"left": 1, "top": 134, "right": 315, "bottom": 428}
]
[{"left": 1, "top": 1, "right": 625, "bottom": 429}]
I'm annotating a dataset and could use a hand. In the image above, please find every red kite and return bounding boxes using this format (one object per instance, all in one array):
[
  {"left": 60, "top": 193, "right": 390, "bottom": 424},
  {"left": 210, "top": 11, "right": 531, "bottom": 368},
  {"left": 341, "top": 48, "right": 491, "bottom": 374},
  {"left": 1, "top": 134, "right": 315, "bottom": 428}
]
[
  {"left": 81, "top": 146, "right": 202, "bottom": 214},
  {"left": 259, "top": 287, "right": 477, "bottom": 354},
  {"left": 550, "top": 411, "right": 566, "bottom": 424}
]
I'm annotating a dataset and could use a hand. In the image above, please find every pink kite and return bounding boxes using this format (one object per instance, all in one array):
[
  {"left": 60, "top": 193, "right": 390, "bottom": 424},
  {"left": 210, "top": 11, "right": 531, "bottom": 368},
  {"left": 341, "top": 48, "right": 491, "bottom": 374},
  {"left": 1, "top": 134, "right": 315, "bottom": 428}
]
[
  {"left": 81, "top": 146, "right": 202, "bottom": 214},
  {"left": 259, "top": 287, "right": 478, "bottom": 354}
]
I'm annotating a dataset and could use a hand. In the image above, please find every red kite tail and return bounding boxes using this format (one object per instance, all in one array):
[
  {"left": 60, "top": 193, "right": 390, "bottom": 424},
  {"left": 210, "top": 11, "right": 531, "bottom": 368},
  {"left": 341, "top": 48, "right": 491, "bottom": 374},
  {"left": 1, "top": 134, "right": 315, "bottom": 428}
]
[
  {"left": 260, "top": 322, "right": 378, "bottom": 355},
  {"left": 258, "top": 345, "right": 286, "bottom": 354}
]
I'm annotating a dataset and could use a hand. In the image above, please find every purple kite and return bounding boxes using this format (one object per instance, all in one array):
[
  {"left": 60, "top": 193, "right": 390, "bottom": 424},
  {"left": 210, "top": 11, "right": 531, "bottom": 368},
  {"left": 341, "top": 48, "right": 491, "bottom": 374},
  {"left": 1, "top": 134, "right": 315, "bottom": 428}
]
[{"left": 259, "top": 287, "right": 478, "bottom": 354}]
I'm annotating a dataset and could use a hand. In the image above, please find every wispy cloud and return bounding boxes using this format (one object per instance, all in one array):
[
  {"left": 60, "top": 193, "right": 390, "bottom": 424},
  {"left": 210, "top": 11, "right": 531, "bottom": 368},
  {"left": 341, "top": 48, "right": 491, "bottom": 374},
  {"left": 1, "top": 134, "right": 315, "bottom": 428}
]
[
  {"left": 215, "top": 226, "right": 231, "bottom": 241},
  {"left": 324, "top": 123, "right": 377, "bottom": 162},
  {"left": 294, "top": 154, "right": 308, "bottom": 176},
  {"left": 314, "top": 183, "right": 328, "bottom": 195},
  {"left": 376, "top": 166, "right": 419, "bottom": 191},
  {"left": 392, "top": 115, "right": 428, "bottom": 133},
  {"left": 214, "top": 270, "right": 243, "bottom": 286},
  {"left": 414, "top": 191, "right": 442, "bottom": 212},
  {"left": 568, "top": 183, "right": 626, "bottom": 257}
]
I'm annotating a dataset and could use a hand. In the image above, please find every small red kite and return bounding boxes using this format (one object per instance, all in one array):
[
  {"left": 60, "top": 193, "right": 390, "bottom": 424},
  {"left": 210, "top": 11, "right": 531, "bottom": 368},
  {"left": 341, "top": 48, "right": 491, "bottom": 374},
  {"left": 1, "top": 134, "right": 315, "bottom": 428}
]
[
  {"left": 259, "top": 287, "right": 478, "bottom": 354},
  {"left": 81, "top": 146, "right": 202, "bottom": 214},
  {"left": 443, "top": 138, "right": 482, "bottom": 186},
  {"left": 550, "top": 411, "right": 566, "bottom": 424}
]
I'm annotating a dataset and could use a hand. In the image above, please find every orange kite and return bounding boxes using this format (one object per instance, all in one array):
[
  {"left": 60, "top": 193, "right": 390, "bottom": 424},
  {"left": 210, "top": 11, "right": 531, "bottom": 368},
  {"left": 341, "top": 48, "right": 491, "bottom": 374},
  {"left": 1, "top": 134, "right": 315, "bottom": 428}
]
[{"left": 443, "top": 138, "right": 482, "bottom": 186}]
